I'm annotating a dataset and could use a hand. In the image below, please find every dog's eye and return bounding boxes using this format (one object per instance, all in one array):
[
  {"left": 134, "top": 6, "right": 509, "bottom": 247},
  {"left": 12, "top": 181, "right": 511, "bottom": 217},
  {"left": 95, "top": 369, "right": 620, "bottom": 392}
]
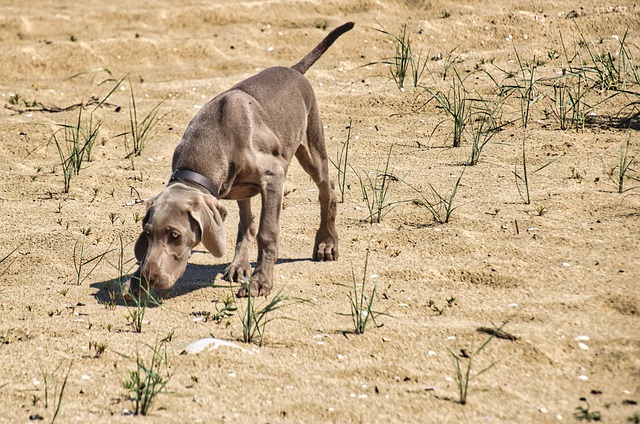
[
  {"left": 144, "top": 230, "right": 151, "bottom": 237},
  {"left": 170, "top": 231, "right": 180, "bottom": 240}
]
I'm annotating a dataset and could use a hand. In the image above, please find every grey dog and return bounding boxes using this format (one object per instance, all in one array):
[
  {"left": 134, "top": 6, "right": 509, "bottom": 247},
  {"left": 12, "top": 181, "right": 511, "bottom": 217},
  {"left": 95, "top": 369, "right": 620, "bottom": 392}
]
[{"left": 128, "top": 22, "right": 354, "bottom": 298}]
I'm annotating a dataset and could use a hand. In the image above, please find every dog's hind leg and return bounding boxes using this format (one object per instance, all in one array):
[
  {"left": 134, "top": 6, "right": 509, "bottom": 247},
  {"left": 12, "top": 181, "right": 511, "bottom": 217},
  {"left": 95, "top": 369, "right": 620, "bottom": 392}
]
[{"left": 295, "top": 108, "right": 339, "bottom": 262}]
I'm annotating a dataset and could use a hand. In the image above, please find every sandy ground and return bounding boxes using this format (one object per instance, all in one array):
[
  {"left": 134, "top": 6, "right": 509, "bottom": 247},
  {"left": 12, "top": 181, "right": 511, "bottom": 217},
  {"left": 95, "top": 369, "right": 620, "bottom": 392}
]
[{"left": 0, "top": 1, "right": 639, "bottom": 422}]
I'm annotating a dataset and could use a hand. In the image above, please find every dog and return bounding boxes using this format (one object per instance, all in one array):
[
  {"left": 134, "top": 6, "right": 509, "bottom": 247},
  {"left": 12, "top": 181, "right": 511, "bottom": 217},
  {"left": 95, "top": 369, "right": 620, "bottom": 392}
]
[{"left": 127, "top": 22, "right": 353, "bottom": 298}]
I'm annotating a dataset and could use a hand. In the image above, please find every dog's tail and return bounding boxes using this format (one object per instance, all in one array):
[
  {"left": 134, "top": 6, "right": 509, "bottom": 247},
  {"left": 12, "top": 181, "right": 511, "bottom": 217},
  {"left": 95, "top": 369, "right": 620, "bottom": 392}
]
[{"left": 291, "top": 22, "right": 355, "bottom": 74}]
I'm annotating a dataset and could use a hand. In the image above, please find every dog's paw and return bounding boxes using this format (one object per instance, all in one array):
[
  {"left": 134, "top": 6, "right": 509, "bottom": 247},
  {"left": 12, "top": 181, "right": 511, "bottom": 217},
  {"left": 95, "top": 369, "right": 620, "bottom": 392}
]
[
  {"left": 224, "top": 262, "right": 252, "bottom": 282},
  {"left": 314, "top": 239, "right": 339, "bottom": 261},
  {"left": 235, "top": 271, "right": 272, "bottom": 298}
]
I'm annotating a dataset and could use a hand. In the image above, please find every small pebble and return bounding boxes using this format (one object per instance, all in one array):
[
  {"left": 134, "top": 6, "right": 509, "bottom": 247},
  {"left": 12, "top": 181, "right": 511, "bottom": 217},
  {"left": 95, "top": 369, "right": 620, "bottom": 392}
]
[
  {"left": 578, "top": 375, "right": 589, "bottom": 381},
  {"left": 578, "top": 342, "right": 589, "bottom": 350}
]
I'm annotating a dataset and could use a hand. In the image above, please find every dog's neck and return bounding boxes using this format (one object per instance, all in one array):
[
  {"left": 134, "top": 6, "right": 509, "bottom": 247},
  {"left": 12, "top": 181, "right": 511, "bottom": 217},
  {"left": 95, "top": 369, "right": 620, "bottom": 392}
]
[{"left": 168, "top": 169, "right": 219, "bottom": 198}]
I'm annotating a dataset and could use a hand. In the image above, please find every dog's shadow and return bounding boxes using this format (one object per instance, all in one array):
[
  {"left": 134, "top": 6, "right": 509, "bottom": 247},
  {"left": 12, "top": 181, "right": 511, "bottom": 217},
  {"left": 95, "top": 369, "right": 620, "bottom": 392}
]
[{"left": 90, "top": 257, "right": 311, "bottom": 307}]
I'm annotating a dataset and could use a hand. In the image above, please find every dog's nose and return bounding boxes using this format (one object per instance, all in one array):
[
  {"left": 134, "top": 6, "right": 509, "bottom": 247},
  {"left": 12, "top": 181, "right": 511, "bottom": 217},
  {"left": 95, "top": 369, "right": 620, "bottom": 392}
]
[{"left": 143, "top": 264, "right": 159, "bottom": 283}]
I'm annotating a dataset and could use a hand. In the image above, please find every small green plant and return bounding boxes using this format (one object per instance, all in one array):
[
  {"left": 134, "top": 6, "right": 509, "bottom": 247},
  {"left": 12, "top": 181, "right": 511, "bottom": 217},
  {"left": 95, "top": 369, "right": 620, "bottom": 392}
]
[
  {"left": 449, "top": 320, "right": 508, "bottom": 405},
  {"left": 88, "top": 341, "right": 107, "bottom": 358},
  {"left": 238, "top": 278, "right": 289, "bottom": 346},
  {"left": 50, "top": 108, "right": 96, "bottom": 193},
  {"left": 212, "top": 294, "right": 238, "bottom": 321},
  {"left": 346, "top": 250, "right": 381, "bottom": 334},
  {"left": 613, "top": 139, "right": 637, "bottom": 194},
  {"left": 104, "top": 233, "right": 135, "bottom": 310},
  {"left": 1, "top": 245, "right": 20, "bottom": 276},
  {"left": 39, "top": 361, "right": 72, "bottom": 423},
  {"left": 72, "top": 236, "right": 113, "bottom": 286},
  {"left": 123, "top": 339, "right": 173, "bottom": 416},
  {"left": 574, "top": 398, "right": 602, "bottom": 421},
  {"left": 373, "top": 24, "right": 429, "bottom": 89},
  {"left": 575, "top": 26, "right": 637, "bottom": 91},
  {"left": 122, "top": 82, "right": 165, "bottom": 168},
  {"left": 352, "top": 146, "right": 404, "bottom": 224},
  {"left": 407, "top": 168, "right": 465, "bottom": 224},
  {"left": 124, "top": 280, "right": 162, "bottom": 333},
  {"left": 467, "top": 99, "right": 507, "bottom": 165},
  {"left": 512, "top": 139, "right": 555, "bottom": 205},
  {"left": 108, "top": 212, "right": 120, "bottom": 225},
  {"left": 50, "top": 77, "right": 123, "bottom": 192},
  {"left": 535, "top": 205, "right": 548, "bottom": 216},
  {"left": 427, "top": 296, "right": 456, "bottom": 316},
  {"left": 628, "top": 412, "right": 640, "bottom": 423},
  {"left": 117, "top": 236, "right": 161, "bottom": 333},
  {"left": 314, "top": 19, "right": 328, "bottom": 30},
  {"left": 429, "top": 67, "right": 471, "bottom": 147},
  {"left": 329, "top": 119, "right": 353, "bottom": 203},
  {"left": 511, "top": 46, "right": 541, "bottom": 129},
  {"left": 546, "top": 71, "right": 591, "bottom": 130}
]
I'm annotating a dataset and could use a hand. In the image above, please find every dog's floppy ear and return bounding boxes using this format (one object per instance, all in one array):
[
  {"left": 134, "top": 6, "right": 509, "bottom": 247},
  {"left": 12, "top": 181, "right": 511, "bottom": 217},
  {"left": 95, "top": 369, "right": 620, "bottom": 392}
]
[
  {"left": 190, "top": 194, "right": 227, "bottom": 257},
  {"left": 133, "top": 196, "right": 156, "bottom": 262}
]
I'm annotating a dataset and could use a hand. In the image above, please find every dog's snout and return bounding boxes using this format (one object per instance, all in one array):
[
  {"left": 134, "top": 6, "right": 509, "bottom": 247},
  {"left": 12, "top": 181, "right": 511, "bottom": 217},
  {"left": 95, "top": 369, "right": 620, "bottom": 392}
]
[{"left": 142, "top": 262, "right": 159, "bottom": 283}]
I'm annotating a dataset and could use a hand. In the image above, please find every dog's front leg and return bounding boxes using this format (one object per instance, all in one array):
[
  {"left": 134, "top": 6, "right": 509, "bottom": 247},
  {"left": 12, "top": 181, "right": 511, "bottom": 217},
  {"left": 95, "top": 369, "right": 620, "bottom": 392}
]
[
  {"left": 224, "top": 198, "right": 256, "bottom": 283},
  {"left": 237, "top": 174, "right": 283, "bottom": 297}
]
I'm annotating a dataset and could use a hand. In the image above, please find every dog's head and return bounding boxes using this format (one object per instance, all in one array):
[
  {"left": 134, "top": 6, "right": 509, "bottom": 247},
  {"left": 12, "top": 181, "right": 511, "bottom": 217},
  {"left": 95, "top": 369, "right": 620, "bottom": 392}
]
[{"left": 133, "top": 183, "right": 227, "bottom": 290}]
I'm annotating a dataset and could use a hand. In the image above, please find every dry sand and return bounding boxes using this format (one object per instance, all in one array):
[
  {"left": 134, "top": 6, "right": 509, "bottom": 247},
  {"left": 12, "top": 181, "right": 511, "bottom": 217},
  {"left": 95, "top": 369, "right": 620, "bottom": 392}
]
[{"left": 0, "top": 1, "right": 638, "bottom": 422}]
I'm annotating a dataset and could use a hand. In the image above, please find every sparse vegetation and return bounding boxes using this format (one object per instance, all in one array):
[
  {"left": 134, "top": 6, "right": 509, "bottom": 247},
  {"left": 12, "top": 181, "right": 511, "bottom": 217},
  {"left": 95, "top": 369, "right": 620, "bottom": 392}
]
[
  {"left": 449, "top": 320, "right": 509, "bottom": 405},
  {"left": 88, "top": 341, "right": 107, "bottom": 358},
  {"left": 574, "top": 397, "right": 602, "bottom": 421},
  {"left": 467, "top": 98, "right": 507, "bottom": 165},
  {"left": 49, "top": 76, "right": 124, "bottom": 192},
  {"left": 72, "top": 236, "right": 113, "bottom": 286},
  {"left": 124, "top": 280, "right": 162, "bottom": 333},
  {"left": 352, "top": 145, "right": 405, "bottom": 224},
  {"left": 613, "top": 138, "right": 638, "bottom": 193},
  {"left": 237, "top": 278, "right": 290, "bottom": 346},
  {"left": 428, "top": 67, "right": 471, "bottom": 147},
  {"left": 407, "top": 168, "right": 465, "bottom": 224},
  {"left": 374, "top": 24, "right": 429, "bottom": 89},
  {"left": 345, "top": 250, "right": 382, "bottom": 334},
  {"left": 1, "top": 245, "right": 20, "bottom": 276},
  {"left": 329, "top": 119, "right": 353, "bottom": 203},
  {"left": 121, "top": 81, "right": 165, "bottom": 169},
  {"left": 38, "top": 361, "right": 72, "bottom": 423},
  {"left": 512, "top": 139, "right": 556, "bottom": 205},
  {"left": 123, "top": 339, "right": 173, "bottom": 416}
]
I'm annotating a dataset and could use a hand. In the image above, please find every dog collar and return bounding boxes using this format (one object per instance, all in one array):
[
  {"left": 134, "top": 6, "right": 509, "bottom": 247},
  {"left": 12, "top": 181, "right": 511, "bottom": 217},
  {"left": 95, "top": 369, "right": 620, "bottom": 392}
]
[{"left": 169, "top": 170, "right": 219, "bottom": 197}]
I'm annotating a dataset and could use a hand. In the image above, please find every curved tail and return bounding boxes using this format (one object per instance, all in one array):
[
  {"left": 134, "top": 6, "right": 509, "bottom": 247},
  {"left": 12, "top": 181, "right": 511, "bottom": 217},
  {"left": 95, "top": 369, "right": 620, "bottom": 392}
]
[{"left": 291, "top": 22, "right": 355, "bottom": 74}]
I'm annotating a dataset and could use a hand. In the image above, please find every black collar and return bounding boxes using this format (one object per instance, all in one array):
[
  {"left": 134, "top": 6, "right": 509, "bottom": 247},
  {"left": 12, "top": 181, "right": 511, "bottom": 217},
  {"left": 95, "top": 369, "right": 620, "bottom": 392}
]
[{"left": 168, "top": 170, "right": 219, "bottom": 197}]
